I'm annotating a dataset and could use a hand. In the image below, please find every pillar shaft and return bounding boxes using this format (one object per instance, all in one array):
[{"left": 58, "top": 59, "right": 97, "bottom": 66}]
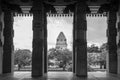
[
  {"left": 118, "top": 22, "right": 120, "bottom": 74},
  {"left": 108, "top": 11, "right": 118, "bottom": 74},
  {"left": 0, "top": 5, "right": 3, "bottom": 74},
  {"left": 118, "top": 12, "right": 120, "bottom": 74},
  {"left": 32, "top": 1, "right": 44, "bottom": 77},
  {"left": 3, "top": 10, "right": 14, "bottom": 73},
  {"left": 44, "top": 12, "right": 48, "bottom": 73},
  {"left": 75, "top": 2, "right": 87, "bottom": 77},
  {"left": 73, "top": 15, "right": 75, "bottom": 73},
  {"left": 117, "top": 3, "right": 120, "bottom": 74}
]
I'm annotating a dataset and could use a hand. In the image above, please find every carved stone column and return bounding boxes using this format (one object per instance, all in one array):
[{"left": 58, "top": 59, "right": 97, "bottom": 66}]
[
  {"left": 117, "top": 21, "right": 120, "bottom": 74},
  {"left": 0, "top": 4, "right": 4, "bottom": 74},
  {"left": 108, "top": 10, "right": 118, "bottom": 74},
  {"left": 32, "top": 0, "right": 44, "bottom": 77},
  {"left": 117, "top": 5, "right": 120, "bottom": 74},
  {"left": 3, "top": 9, "right": 14, "bottom": 74},
  {"left": 98, "top": 1, "right": 118, "bottom": 74},
  {"left": 73, "top": 13, "right": 76, "bottom": 73},
  {"left": 44, "top": 11, "right": 48, "bottom": 73},
  {"left": 75, "top": 1, "right": 87, "bottom": 77}
]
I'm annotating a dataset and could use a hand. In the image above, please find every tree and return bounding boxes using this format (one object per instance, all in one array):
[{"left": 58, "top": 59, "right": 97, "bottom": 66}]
[
  {"left": 48, "top": 48, "right": 72, "bottom": 71},
  {"left": 87, "top": 43, "right": 108, "bottom": 69},
  {"left": 99, "top": 43, "right": 108, "bottom": 69},
  {"left": 14, "top": 49, "right": 32, "bottom": 70},
  {"left": 87, "top": 44, "right": 101, "bottom": 66},
  {"left": 87, "top": 44, "right": 101, "bottom": 53},
  {"left": 48, "top": 48, "right": 57, "bottom": 60}
]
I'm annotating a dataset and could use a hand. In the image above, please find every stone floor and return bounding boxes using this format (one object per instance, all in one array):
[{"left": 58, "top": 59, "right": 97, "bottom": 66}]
[{"left": 0, "top": 71, "right": 120, "bottom": 80}]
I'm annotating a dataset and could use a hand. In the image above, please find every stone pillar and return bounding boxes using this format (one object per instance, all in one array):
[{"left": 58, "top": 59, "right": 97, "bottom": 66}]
[
  {"left": 32, "top": 0, "right": 44, "bottom": 77},
  {"left": 73, "top": 14, "right": 75, "bottom": 73},
  {"left": 117, "top": 21, "right": 120, "bottom": 74},
  {"left": 107, "top": 10, "right": 118, "bottom": 74},
  {"left": 75, "top": 1, "right": 87, "bottom": 77},
  {"left": 0, "top": 4, "right": 4, "bottom": 74},
  {"left": 117, "top": 5, "right": 120, "bottom": 74},
  {"left": 2, "top": 9, "right": 14, "bottom": 74},
  {"left": 44, "top": 11, "right": 48, "bottom": 73}
]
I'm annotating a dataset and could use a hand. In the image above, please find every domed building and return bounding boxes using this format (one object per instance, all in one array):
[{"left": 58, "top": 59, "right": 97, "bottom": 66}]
[{"left": 56, "top": 32, "right": 67, "bottom": 50}]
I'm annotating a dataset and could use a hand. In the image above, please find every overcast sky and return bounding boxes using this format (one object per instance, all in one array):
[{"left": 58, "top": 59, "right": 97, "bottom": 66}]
[{"left": 13, "top": 16, "right": 107, "bottom": 51}]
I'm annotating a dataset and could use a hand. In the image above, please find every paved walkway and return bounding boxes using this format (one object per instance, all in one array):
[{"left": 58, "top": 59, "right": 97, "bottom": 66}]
[{"left": 0, "top": 71, "right": 120, "bottom": 80}]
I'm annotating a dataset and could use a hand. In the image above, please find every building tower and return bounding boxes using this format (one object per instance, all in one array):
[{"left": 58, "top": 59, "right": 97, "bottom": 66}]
[{"left": 56, "top": 32, "right": 67, "bottom": 50}]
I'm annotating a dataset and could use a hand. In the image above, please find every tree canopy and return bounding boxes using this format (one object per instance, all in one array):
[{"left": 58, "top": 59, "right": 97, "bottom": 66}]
[
  {"left": 87, "top": 43, "right": 108, "bottom": 68},
  {"left": 14, "top": 49, "right": 32, "bottom": 70},
  {"left": 87, "top": 44, "right": 101, "bottom": 53},
  {"left": 48, "top": 48, "right": 72, "bottom": 70}
]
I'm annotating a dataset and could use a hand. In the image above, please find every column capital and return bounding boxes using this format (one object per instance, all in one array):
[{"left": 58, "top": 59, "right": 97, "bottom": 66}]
[
  {"left": 30, "top": 0, "right": 44, "bottom": 14},
  {"left": 98, "top": 1, "right": 119, "bottom": 13},
  {"left": 76, "top": 1, "right": 90, "bottom": 14},
  {"left": 1, "top": 1, "right": 22, "bottom": 13}
]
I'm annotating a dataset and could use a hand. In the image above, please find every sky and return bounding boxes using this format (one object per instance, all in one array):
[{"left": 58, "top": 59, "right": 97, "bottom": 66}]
[
  {"left": 47, "top": 16, "right": 73, "bottom": 50},
  {"left": 13, "top": 15, "right": 107, "bottom": 51},
  {"left": 87, "top": 16, "right": 107, "bottom": 46}
]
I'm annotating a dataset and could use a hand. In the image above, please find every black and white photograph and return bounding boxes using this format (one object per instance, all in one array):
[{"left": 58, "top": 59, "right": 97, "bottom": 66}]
[{"left": 0, "top": 0, "right": 120, "bottom": 80}]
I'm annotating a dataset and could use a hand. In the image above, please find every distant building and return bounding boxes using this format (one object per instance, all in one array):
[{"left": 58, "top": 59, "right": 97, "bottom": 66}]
[{"left": 56, "top": 32, "right": 67, "bottom": 50}]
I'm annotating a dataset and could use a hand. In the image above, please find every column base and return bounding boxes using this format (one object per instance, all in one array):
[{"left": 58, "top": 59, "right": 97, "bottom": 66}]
[
  {"left": 76, "top": 74, "right": 87, "bottom": 77},
  {"left": 117, "top": 48, "right": 120, "bottom": 74},
  {"left": 118, "top": 55, "right": 120, "bottom": 74},
  {"left": 109, "top": 54, "right": 117, "bottom": 74},
  {"left": 0, "top": 47, "right": 3, "bottom": 74},
  {"left": 32, "top": 74, "right": 43, "bottom": 77}
]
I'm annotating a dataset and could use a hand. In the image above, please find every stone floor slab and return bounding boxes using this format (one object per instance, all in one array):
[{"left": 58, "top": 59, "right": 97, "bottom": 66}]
[{"left": 0, "top": 71, "right": 120, "bottom": 80}]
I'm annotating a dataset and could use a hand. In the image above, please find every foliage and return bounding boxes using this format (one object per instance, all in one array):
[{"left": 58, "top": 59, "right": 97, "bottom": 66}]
[
  {"left": 48, "top": 43, "right": 108, "bottom": 70},
  {"left": 99, "top": 43, "right": 108, "bottom": 61},
  {"left": 87, "top": 44, "right": 101, "bottom": 65},
  {"left": 99, "top": 43, "right": 108, "bottom": 69},
  {"left": 87, "top": 44, "right": 101, "bottom": 53},
  {"left": 87, "top": 53, "right": 100, "bottom": 65},
  {"left": 87, "top": 43, "right": 108, "bottom": 69},
  {"left": 100, "top": 43, "right": 108, "bottom": 51},
  {"left": 48, "top": 48, "right": 72, "bottom": 70},
  {"left": 14, "top": 49, "right": 32, "bottom": 70}
]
